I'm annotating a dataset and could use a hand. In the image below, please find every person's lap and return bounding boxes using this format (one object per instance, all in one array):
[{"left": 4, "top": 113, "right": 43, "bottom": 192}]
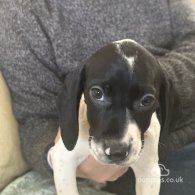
[
  {"left": 160, "top": 142, "right": 195, "bottom": 195},
  {"left": 105, "top": 142, "right": 195, "bottom": 195},
  {"left": 1, "top": 171, "right": 114, "bottom": 195},
  {"left": 2, "top": 142, "right": 195, "bottom": 195}
]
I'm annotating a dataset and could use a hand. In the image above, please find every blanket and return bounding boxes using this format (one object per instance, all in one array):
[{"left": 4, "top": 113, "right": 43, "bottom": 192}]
[{"left": 1, "top": 171, "right": 115, "bottom": 195}]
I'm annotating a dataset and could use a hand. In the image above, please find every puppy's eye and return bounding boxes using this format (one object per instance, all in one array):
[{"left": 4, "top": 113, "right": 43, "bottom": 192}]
[
  {"left": 90, "top": 86, "right": 104, "bottom": 101},
  {"left": 140, "top": 94, "right": 155, "bottom": 107}
]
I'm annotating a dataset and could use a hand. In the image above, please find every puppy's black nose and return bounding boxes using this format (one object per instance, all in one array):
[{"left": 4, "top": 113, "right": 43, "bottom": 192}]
[{"left": 104, "top": 143, "right": 130, "bottom": 161}]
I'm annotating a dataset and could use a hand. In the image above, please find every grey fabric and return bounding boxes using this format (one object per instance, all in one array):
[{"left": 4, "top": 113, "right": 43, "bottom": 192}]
[
  {"left": 160, "top": 142, "right": 195, "bottom": 195},
  {"left": 0, "top": 0, "right": 195, "bottom": 179},
  {"left": 2, "top": 142, "right": 195, "bottom": 195},
  {"left": 1, "top": 171, "right": 114, "bottom": 195}
]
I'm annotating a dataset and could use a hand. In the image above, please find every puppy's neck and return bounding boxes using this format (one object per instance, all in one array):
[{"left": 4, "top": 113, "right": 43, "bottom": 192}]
[{"left": 78, "top": 95, "right": 90, "bottom": 139}]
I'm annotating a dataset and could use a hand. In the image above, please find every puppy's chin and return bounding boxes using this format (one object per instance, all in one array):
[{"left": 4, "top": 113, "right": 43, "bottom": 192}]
[
  {"left": 89, "top": 139, "right": 109, "bottom": 165},
  {"left": 89, "top": 138, "right": 143, "bottom": 166}
]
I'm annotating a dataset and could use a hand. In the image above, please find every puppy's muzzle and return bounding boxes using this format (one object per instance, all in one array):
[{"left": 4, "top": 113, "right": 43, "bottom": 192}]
[{"left": 104, "top": 141, "right": 131, "bottom": 162}]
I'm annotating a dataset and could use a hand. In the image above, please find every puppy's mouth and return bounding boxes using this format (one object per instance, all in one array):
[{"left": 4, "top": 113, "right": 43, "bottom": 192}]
[{"left": 89, "top": 137, "right": 143, "bottom": 166}]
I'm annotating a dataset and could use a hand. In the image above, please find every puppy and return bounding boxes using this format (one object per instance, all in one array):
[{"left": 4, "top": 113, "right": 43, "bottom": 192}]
[{"left": 49, "top": 39, "right": 180, "bottom": 195}]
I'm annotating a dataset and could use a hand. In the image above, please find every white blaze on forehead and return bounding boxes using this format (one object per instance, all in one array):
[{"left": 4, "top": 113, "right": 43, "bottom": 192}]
[
  {"left": 126, "top": 56, "right": 135, "bottom": 68},
  {"left": 113, "top": 39, "right": 136, "bottom": 70},
  {"left": 113, "top": 39, "right": 138, "bottom": 45}
]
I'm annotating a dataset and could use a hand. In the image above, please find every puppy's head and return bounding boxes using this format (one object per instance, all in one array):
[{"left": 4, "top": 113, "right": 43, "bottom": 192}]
[{"left": 57, "top": 39, "right": 179, "bottom": 165}]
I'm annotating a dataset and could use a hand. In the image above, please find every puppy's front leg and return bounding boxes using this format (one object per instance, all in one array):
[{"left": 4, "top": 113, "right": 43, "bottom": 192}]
[
  {"left": 50, "top": 138, "right": 79, "bottom": 195},
  {"left": 132, "top": 162, "right": 160, "bottom": 195},
  {"left": 131, "top": 113, "right": 161, "bottom": 195},
  {"left": 50, "top": 137, "right": 89, "bottom": 195}
]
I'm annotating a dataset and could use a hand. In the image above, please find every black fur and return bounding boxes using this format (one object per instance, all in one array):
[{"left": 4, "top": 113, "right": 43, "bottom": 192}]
[
  {"left": 56, "top": 65, "right": 85, "bottom": 150},
  {"left": 56, "top": 40, "right": 181, "bottom": 153}
]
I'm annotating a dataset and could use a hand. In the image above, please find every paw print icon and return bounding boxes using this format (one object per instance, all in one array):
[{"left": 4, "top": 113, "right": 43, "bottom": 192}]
[{"left": 159, "top": 164, "right": 170, "bottom": 177}]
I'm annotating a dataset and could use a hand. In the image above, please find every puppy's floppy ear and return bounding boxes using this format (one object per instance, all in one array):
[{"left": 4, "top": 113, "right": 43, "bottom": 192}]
[
  {"left": 159, "top": 73, "right": 181, "bottom": 137},
  {"left": 56, "top": 65, "right": 85, "bottom": 150}
]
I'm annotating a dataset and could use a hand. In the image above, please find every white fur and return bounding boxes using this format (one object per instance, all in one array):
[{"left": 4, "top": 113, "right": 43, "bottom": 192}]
[
  {"left": 121, "top": 120, "right": 142, "bottom": 165},
  {"left": 50, "top": 137, "right": 89, "bottom": 195},
  {"left": 113, "top": 39, "right": 138, "bottom": 45},
  {"left": 126, "top": 56, "right": 135, "bottom": 68},
  {"left": 114, "top": 39, "right": 137, "bottom": 70},
  {"left": 50, "top": 39, "right": 161, "bottom": 194},
  {"left": 50, "top": 105, "right": 161, "bottom": 195},
  {"left": 131, "top": 113, "right": 161, "bottom": 195},
  {"left": 49, "top": 97, "right": 90, "bottom": 195},
  {"left": 105, "top": 147, "right": 111, "bottom": 155}
]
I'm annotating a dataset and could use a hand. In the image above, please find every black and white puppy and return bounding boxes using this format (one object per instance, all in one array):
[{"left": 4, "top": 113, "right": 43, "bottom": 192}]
[{"left": 49, "top": 39, "right": 179, "bottom": 195}]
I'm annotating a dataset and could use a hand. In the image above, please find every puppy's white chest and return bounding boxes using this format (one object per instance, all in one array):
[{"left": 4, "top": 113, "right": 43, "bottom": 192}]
[
  {"left": 73, "top": 137, "right": 90, "bottom": 165},
  {"left": 52, "top": 137, "right": 90, "bottom": 167}
]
